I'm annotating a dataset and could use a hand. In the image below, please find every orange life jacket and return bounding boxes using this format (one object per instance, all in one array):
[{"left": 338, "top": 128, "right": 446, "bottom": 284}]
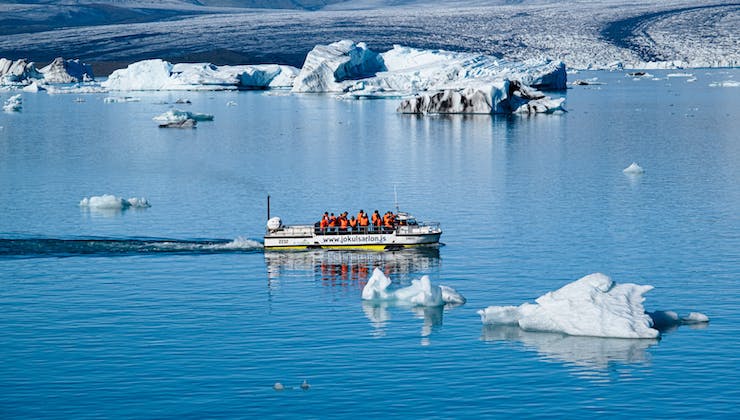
[
  {"left": 340, "top": 218, "right": 348, "bottom": 229},
  {"left": 349, "top": 218, "right": 358, "bottom": 228},
  {"left": 320, "top": 218, "right": 328, "bottom": 228},
  {"left": 359, "top": 215, "right": 369, "bottom": 226},
  {"left": 329, "top": 217, "right": 336, "bottom": 227}
]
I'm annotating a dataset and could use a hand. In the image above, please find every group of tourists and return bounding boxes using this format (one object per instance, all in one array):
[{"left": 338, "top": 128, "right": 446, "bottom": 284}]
[{"left": 318, "top": 209, "right": 399, "bottom": 232}]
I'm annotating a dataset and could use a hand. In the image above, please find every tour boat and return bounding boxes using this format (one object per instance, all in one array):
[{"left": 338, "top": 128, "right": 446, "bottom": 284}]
[{"left": 263, "top": 197, "right": 442, "bottom": 251}]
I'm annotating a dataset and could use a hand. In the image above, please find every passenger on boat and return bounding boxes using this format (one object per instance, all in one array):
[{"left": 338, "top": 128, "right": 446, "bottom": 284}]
[
  {"left": 372, "top": 210, "right": 382, "bottom": 228},
  {"left": 358, "top": 210, "right": 369, "bottom": 231},
  {"left": 349, "top": 216, "right": 358, "bottom": 229},
  {"left": 328, "top": 213, "right": 337, "bottom": 229},
  {"left": 320, "top": 212, "right": 329, "bottom": 230},
  {"left": 339, "top": 213, "right": 349, "bottom": 230}
]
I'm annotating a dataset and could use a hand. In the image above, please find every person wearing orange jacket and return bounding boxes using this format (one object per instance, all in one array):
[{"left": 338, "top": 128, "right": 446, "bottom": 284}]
[
  {"left": 339, "top": 214, "right": 349, "bottom": 230},
  {"left": 349, "top": 216, "right": 358, "bottom": 230},
  {"left": 372, "top": 210, "right": 381, "bottom": 229},
  {"left": 328, "top": 213, "right": 337, "bottom": 229},
  {"left": 320, "top": 212, "right": 329, "bottom": 231}
]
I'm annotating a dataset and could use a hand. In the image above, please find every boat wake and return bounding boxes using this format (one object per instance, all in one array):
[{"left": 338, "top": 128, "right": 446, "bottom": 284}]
[{"left": 0, "top": 236, "right": 263, "bottom": 259}]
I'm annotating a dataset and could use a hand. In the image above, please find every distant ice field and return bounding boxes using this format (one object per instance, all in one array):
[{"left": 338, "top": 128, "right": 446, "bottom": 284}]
[{"left": 0, "top": 0, "right": 737, "bottom": 70}]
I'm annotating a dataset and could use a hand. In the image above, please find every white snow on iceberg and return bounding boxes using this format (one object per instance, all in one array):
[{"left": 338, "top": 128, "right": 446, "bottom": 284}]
[
  {"left": 0, "top": 58, "right": 42, "bottom": 86},
  {"left": 362, "top": 268, "right": 465, "bottom": 307},
  {"left": 291, "top": 40, "right": 385, "bottom": 93},
  {"left": 153, "top": 109, "right": 214, "bottom": 123},
  {"left": 478, "top": 273, "right": 659, "bottom": 339},
  {"left": 79, "top": 194, "right": 150, "bottom": 210},
  {"left": 102, "top": 59, "right": 299, "bottom": 91}
]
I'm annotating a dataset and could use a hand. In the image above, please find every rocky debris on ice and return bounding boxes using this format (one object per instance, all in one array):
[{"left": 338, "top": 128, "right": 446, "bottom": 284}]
[
  {"left": 397, "top": 80, "right": 565, "bottom": 115},
  {"left": 152, "top": 109, "right": 213, "bottom": 123},
  {"left": 79, "top": 194, "right": 150, "bottom": 210},
  {"left": 623, "top": 162, "right": 645, "bottom": 174},
  {"left": 39, "top": 57, "right": 94, "bottom": 83},
  {"left": 101, "top": 59, "right": 299, "bottom": 91},
  {"left": 159, "top": 119, "right": 197, "bottom": 128},
  {"left": 291, "top": 40, "right": 385, "bottom": 93},
  {"left": 2, "top": 94, "right": 22, "bottom": 112},
  {"left": 361, "top": 268, "right": 465, "bottom": 307},
  {"left": 477, "top": 273, "right": 709, "bottom": 339}
]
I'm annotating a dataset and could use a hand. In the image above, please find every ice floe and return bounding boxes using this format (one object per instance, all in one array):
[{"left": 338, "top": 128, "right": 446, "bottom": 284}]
[
  {"left": 623, "top": 162, "right": 645, "bottom": 174},
  {"left": 153, "top": 109, "right": 214, "bottom": 123},
  {"left": 478, "top": 273, "right": 709, "bottom": 339},
  {"left": 709, "top": 80, "right": 740, "bottom": 88},
  {"left": 79, "top": 194, "right": 151, "bottom": 210},
  {"left": 2, "top": 94, "right": 22, "bottom": 112},
  {"left": 361, "top": 268, "right": 465, "bottom": 306},
  {"left": 101, "top": 59, "right": 299, "bottom": 91},
  {"left": 478, "top": 273, "right": 659, "bottom": 339},
  {"left": 103, "top": 96, "right": 141, "bottom": 103}
]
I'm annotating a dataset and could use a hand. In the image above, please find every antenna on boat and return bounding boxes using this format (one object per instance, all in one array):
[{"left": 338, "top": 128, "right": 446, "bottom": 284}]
[
  {"left": 267, "top": 194, "right": 270, "bottom": 221},
  {"left": 393, "top": 185, "right": 399, "bottom": 213}
]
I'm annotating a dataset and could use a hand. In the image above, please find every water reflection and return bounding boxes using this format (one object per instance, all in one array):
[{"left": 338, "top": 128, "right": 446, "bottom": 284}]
[
  {"left": 481, "top": 325, "right": 659, "bottom": 378},
  {"left": 363, "top": 301, "right": 463, "bottom": 346},
  {"left": 264, "top": 247, "right": 441, "bottom": 286}
]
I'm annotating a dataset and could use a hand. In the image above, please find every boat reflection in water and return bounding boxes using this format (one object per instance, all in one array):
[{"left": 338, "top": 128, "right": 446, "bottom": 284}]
[
  {"left": 264, "top": 248, "right": 457, "bottom": 344},
  {"left": 481, "top": 325, "right": 659, "bottom": 380},
  {"left": 264, "top": 247, "right": 441, "bottom": 287}
]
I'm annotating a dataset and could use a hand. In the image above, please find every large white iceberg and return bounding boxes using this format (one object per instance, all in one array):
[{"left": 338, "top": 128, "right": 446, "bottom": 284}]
[
  {"left": 478, "top": 273, "right": 709, "bottom": 339},
  {"left": 361, "top": 268, "right": 465, "bottom": 307},
  {"left": 478, "top": 273, "right": 659, "bottom": 338},
  {"left": 291, "top": 40, "right": 385, "bottom": 93},
  {"left": 292, "top": 41, "right": 567, "bottom": 96},
  {"left": 102, "top": 59, "right": 299, "bottom": 91}
]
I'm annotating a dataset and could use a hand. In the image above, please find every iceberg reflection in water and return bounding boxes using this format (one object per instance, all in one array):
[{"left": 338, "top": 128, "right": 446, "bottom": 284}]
[
  {"left": 363, "top": 300, "right": 463, "bottom": 345},
  {"left": 481, "top": 325, "right": 659, "bottom": 378}
]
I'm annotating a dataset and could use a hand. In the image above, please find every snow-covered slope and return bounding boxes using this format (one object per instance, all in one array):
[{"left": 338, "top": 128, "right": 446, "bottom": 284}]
[{"left": 0, "top": 1, "right": 735, "bottom": 70}]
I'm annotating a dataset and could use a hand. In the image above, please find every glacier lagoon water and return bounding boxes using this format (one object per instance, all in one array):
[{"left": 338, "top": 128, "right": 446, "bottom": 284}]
[{"left": 1, "top": 70, "right": 739, "bottom": 417}]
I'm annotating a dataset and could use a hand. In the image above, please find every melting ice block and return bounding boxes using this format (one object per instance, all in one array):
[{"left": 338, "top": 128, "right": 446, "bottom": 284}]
[
  {"left": 362, "top": 268, "right": 465, "bottom": 307},
  {"left": 291, "top": 40, "right": 385, "bottom": 93},
  {"left": 478, "top": 273, "right": 660, "bottom": 338},
  {"left": 39, "top": 57, "right": 94, "bottom": 83},
  {"left": 153, "top": 109, "right": 214, "bottom": 123},
  {"left": 79, "top": 194, "right": 150, "bottom": 210},
  {"left": 3, "top": 94, "right": 22, "bottom": 112}
]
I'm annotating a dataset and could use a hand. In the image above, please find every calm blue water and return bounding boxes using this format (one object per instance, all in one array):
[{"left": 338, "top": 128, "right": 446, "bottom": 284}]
[{"left": 1, "top": 70, "right": 739, "bottom": 418}]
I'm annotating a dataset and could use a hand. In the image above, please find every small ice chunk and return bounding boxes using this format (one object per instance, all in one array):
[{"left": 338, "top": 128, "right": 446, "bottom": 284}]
[
  {"left": 3, "top": 94, "right": 22, "bottom": 112},
  {"left": 273, "top": 382, "right": 284, "bottom": 391},
  {"left": 103, "top": 96, "right": 140, "bottom": 103},
  {"left": 361, "top": 268, "right": 464, "bottom": 307},
  {"left": 152, "top": 109, "right": 213, "bottom": 123},
  {"left": 681, "top": 312, "right": 709, "bottom": 324},
  {"left": 623, "top": 162, "right": 645, "bottom": 174},
  {"left": 79, "top": 194, "right": 150, "bottom": 209}
]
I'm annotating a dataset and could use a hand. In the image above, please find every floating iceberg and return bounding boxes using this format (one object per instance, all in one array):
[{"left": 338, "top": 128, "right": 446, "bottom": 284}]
[
  {"left": 152, "top": 109, "right": 213, "bottom": 123},
  {"left": 3, "top": 94, "right": 22, "bottom": 112},
  {"left": 158, "top": 119, "right": 197, "bottom": 129},
  {"left": 39, "top": 57, "right": 94, "bottom": 83},
  {"left": 397, "top": 81, "right": 565, "bottom": 115},
  {"left": 79, "top": 194, "right": 150, "bottom": 210},
  {"left": 102, "top": 59, "right": 299, "bottom": 91},
  {"left": 361, "top": 268, "right": 465, "bottom": 307},
  {"left": 623, "top": 162, "right": 645, "bottom": 174},
  {"left": 292, "top": 40, "right": 385, "bottom": 93},
  {"left": 103, "top": 96, "right": 141, "bottom": 103},
  {"left": 478, "top": 273, "right": 660, "bottom": 339},
  {"left": 0, "top": 58, "right": 42, "bottom": 85},
  {"left": 709, "top": 80, "right": 740, "bottom": 88},
  {"left": 1, "top": 57, "right": 93, "bottom": 86},
  {"left": 22, "top": 81, "right": 46, "bottom": 92},
  {"left": 648, "top": 310, "right": 710, "bottom": 330}
]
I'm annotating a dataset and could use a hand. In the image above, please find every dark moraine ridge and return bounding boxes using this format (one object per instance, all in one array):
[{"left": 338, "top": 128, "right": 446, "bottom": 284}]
[{"left": 601, "top": 3, "right": 740, "bottom": 62}]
